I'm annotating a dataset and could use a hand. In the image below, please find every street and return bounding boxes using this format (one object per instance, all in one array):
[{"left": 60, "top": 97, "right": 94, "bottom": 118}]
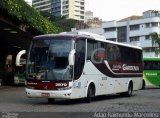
[{"left": 0, "top": 87, "right": 160, "bottom": 118}]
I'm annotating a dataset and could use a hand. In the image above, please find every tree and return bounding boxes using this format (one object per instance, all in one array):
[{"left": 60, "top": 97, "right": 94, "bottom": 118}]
[
  {"left": 40, "top": 11, "right": 77, "bottom": 31},
  {"left": 0, "top": 0, "right": 62, "bottom": 34},
  {"left": 40, "top": 11, "right": 64, "bottom": 21},
  {"left": 150, "top": 32, "right": 160, "bottom": 56}
]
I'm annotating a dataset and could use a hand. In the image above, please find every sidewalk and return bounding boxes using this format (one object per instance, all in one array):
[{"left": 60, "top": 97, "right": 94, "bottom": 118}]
[
  {"left": 0, "top": 85, "right": 13, "bottom": 90},
  {"left": 0, "top": 81, "right": 13, "bottom": 90}
]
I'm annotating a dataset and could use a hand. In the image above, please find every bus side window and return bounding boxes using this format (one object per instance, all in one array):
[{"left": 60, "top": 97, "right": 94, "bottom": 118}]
[
  {"left": 157, "top": 62, "right": 160, "bottom": 70},
  {"left": 105, "top": 44, "right": 121, "bottom": 61},
  {"left": 87, "top": 40, "right": 96, "bottom": 60},
  {"left": 74, "top": 39, "right": 86, "bottom": 80}
]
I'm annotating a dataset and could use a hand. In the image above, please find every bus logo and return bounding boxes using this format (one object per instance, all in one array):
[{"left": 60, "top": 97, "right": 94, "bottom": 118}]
[
  {"left": 122, "top": 64, "right": 139, "bottom": 71},
  {"left": 91, "top": 48, "right": 105, "bottom": 64}
]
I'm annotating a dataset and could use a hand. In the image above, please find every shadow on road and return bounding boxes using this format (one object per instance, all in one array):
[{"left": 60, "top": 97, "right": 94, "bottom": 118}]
[{"left": 27, "top": 94, "right": 138, "bottom": 106}]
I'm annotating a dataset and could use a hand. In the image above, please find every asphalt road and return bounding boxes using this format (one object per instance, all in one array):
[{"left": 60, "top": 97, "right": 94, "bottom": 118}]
[{"left": 0, "top": 86, "right": 160, "bottom": 118}]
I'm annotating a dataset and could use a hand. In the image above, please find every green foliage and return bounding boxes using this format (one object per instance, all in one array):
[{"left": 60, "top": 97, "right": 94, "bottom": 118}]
[
  {"left": 150, "top": 32, "right": 160, "bottom": 56},
  {"left": 40, "top": 11, "right": 65, "bottom": 22},
  {"left": 0, "top": 0, "right": 62, "bottom": 34},
  {"left": 40, "top": 11, "right": 77, "bottom": 32},
  {"left": 54, "top": 19, "right": 77, "bottom": 31}
]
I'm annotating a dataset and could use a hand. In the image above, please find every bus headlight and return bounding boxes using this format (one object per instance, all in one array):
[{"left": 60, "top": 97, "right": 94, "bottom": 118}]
[
  {"left": 57, "top": 86, "right": 72, "bottom": 90},
  {"left": 26, "top": 85, "right": 35, "bottom": 90}
]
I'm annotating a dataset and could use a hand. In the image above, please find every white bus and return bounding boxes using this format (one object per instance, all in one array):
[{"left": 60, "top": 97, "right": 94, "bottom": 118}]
[{"left": 25, "top": 32, "right": 143, "bottom": 103}]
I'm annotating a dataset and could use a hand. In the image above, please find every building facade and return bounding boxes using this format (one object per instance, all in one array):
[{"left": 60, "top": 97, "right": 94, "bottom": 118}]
[
  {"left": 84, "top": 10, "right": 93, "bottom": 22},
  {"left": 32, "top": 0, "right": 85, "bottom": 21},
  {"left": 24, "top": 0, "right": 32, "bottom": 5},
  {"left": 76, "top": 27, "right": 104, "bottom": 35},
  {"left": 102, "top": 10, "right": 160, "bottom": 57}
]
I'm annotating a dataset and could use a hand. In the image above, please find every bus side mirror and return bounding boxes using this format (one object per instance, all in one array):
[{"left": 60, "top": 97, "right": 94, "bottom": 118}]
[{"left": 69, "top": 49, "right": 75, "bottom": 66}]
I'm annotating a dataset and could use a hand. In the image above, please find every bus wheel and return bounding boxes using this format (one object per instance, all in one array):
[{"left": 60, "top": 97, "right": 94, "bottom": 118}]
[
  {"left": 142, "top": 79, "right": 145, "bottom": 89},
  {"left": 121, "top": 82, "right": 133, "bottom": 97},
  {"left": 125, "top": 82, "right": 133, "bottom": 97},
  {"left": 85, "top": 85, "right": 95, "bottom": 103},
  {"left": 48, "top": 98, "right": 55, "bottom": 103}
]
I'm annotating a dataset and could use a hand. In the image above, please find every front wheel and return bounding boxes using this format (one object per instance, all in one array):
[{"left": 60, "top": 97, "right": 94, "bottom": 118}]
[{"left": 85, "top": 85, "right": 95, "bottom": 103}]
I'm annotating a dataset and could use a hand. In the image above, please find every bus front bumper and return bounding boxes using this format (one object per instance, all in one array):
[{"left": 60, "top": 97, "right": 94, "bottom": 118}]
[{"left": 25, "top": 88, "right": 72, "bottom": 99}]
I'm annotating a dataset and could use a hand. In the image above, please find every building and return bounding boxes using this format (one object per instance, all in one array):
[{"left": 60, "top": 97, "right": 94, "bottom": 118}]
[
  {"left": 32, "top": 0, "right": 85, "bottom": 21},
  {"left": 24, "top": 0, "right": 32, "bottom": 5},
  {"left": 85, "top": 17, "right": 102, "bottom": 28},
  {"left": 84, "top": 10, "right": 102, "bottom": 28},
  {"left": 102, "top": 10, "right": 160, "bottom": 57},
  {"left": 76, "top": 27, "right": 104, "bottom": 35},
  {"left": 84, "top": 10, "right": 93, "bottom": 22}
]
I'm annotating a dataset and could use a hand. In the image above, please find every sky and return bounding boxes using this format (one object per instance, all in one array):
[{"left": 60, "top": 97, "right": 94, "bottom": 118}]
[{"left": 25, "top": 0, "right": 160, "bottom": 21}]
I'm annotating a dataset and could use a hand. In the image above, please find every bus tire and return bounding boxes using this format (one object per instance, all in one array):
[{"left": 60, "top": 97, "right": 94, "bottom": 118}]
[
  {"left": 121, "top": 82, "right": 133, "bottom": 97},
  {"left": 142, "top": 79, "right": 145, "bottom": 89},
  {"left": 85, "top": 84, "right": 95, "bottom": 103},
  {"left": 48, "top": 98, "right": 55, "bottom": 103}
]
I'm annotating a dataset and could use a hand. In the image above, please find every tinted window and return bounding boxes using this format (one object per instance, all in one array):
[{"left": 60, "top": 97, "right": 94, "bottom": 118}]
[
  {"left": 105, "top": 43, "right": 142, "bottom": 63},
  {"left": 144, "top": 61, "right": 160, "bottom": 70},
  {"left": 74, "top": 39, "right": 86, "bottom": 80},
  {"left": 87, "top": 40, "right": 105, "bottom": 64},
  {"left": 105, "top": 44, "right": 121, "bottom": 61},
  {"left": 119, "top": 46, "right": 142, "bottom": 63}
]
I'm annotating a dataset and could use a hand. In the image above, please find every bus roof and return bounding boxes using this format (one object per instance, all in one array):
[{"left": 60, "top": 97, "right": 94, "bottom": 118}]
[
  {"left": 143, "top": 57, "right": 160, "bottom": 61},
  {"left": 33, "top": 31, "right": 142, "bottom": 50}
]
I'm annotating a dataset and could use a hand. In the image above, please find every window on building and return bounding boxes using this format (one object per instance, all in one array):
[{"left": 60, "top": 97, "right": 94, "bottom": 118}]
[
  {"left": 62, "top": 10, "right": 68, "bottom": 14},
  {"left": 80, "top": 7, "right": 84, "bottom": 10},
  {"left": 38, "top": 5, "right": 51, "bottom": 10},
  {"left": 80, "top": 2, "right": 84, "bottom": 5},
  {"left": 130, "top": 36, "right": 140, "bottom": 42},
  {"left": 80, "top": 16, "right": 84, "bottom": 19},
  {"left": 63, "top": 5, "right": 68, "bottom": 9},
  {"left": 145, "top": 35, "right": 150, "bottom": 40},
  {"left": 80, "top": 11, "right": 84, "bottom": 14},
  {"left": 145, "top": 23, "right": 150, "bottom": 28},
  {"left": 63, "top": 1, "right": 68, "bottom": 5},
  {"left": 151, "top": 22, "right": 158, "bottom": 27},
  {"left": 104, "top": 27, "right": 116, "bottom": 32},
  {"left": 130, "top": 25, "right": 140, "bottom": 31},
  {"left": 117, "top": 26, "right": 127, "bottom": 42}
]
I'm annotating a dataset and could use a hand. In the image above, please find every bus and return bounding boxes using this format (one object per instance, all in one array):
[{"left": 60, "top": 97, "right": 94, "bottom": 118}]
[
  {"left": 14, "top": 50, "right": 26, "bottom": 85},
  {"left": 143, "top": 57, "right": 160, "bottom": 88},
  {"left": 25, "top": 32, "right": 143, "bottom": 103}
]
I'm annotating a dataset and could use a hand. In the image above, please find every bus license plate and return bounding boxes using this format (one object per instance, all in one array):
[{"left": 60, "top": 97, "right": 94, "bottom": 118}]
[{"left": 41, "top": 93, "right": 50, "bottom": 97}]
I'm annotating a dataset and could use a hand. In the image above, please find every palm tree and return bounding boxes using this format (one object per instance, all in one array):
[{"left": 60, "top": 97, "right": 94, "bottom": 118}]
[{"left": 150, "top": 32, "right": 160, "bottom": 56}]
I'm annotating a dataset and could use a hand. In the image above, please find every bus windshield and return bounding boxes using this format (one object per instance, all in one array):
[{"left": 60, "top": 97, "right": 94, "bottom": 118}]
[{"left": 27, "top": 38, "right": 74, "bottom": 81}]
